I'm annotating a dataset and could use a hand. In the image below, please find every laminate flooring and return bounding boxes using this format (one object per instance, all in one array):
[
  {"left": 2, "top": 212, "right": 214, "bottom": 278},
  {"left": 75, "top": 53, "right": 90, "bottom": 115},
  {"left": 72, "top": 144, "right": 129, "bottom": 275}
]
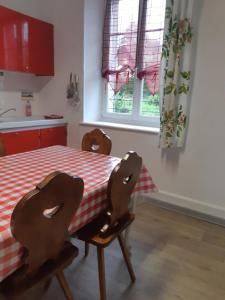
[{"left": 22, "top": 202, "right": 225, "bottom": 300}]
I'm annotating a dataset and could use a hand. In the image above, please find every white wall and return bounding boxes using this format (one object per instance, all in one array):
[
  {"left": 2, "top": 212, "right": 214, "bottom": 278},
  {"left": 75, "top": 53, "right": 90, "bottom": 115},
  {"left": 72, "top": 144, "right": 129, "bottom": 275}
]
[
  {"left": 79, "top": 0, "right": 225, "bottom": 219},
  {"left": 83, "top": 0, "right": 105, "bottom": 122},
  {"left": 0, "top": 0, "right": 84, "bottom": 144},
  {"left": 0, "top": 0, "right": 41, "bottom": 17},
  {"left": 0, "top": 0, "right": 46, "bottom": 117},
  {"left": 36, "top": 0, "right": 84, "bottom": 147},
  {"left": 1, "top": 0, "right": 225, "bottom": 219},
  {"left": 0, "top": 0, "right": 55, "bottom": 116}
]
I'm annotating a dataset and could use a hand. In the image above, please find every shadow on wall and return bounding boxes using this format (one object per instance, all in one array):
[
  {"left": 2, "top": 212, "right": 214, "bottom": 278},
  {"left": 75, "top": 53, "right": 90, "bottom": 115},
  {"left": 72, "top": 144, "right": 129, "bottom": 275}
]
[
  {"left": 161, "top": 148, "right": 182, "bottom": 173},
  {"left": 183, "top": 0, "right": 204, "bottom": 149},
  {"left": 0, "top": 71, "right": 52, "bottom": 93}
]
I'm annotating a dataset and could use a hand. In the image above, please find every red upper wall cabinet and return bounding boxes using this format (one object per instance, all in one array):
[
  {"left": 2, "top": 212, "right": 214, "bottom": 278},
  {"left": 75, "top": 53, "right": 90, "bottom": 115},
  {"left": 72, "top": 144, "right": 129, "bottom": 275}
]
[{"left": 0, "top": 5, "right": 54, "bottom": 75}]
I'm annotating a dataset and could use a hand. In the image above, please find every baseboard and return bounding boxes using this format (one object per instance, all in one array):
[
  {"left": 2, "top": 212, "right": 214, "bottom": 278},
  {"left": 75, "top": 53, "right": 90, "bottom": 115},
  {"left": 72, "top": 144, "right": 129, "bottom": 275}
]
[{"left": 141, "top": 190, "right": 225, "bottom": 226}]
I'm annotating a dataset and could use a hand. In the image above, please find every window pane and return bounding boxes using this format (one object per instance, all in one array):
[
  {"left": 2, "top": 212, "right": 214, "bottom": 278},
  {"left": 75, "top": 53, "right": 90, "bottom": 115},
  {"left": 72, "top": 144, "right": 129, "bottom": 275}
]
[
  {"left": 141, "top": 0, "right": 166, "bottom": 68},
  {"left": 107, "top": 77, "right": 135, "bottom": 115},
  {"left": 106, "top": 0, "right": 139, "bottom": 98},
  {"left": 103, "top": 0, "right": 165, "bottom": 124},
  {"left": 140, "top": 80, "right": 160, "bottom": 117},
  {"left": 110, "top": 0, "right": 139, "bottom": 69}
]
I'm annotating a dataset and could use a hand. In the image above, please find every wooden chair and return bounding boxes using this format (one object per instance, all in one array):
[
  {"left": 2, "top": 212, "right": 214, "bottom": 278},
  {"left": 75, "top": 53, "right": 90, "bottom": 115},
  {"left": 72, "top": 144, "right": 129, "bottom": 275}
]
[
  {"left": 77, "top": 151, "right": 142, "bottom": 300},
  {"left": 0, "top": 138, "right": 5, "bottom": 157},
  {"left": 0, "top": 171, "right": 84, "bottom": 300},
  {"left": 81, "top": 128, "right": 112, "bottom": 155}
]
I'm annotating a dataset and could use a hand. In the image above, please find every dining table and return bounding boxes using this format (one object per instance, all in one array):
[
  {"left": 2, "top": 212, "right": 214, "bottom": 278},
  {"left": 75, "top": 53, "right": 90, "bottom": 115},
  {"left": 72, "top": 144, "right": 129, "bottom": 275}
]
[{"left": 0, "top": 145, "right": 156, "bottom": 282}]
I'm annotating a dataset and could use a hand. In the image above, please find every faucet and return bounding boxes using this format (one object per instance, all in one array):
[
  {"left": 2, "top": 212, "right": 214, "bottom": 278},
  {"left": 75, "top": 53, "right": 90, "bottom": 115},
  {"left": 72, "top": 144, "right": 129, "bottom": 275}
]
[{"left": 0, "top": 108, "right": 16, "bottom": 117}]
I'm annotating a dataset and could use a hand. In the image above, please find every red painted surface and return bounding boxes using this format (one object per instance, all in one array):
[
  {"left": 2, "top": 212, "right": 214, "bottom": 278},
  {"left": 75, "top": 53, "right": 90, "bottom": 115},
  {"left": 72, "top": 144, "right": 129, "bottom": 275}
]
[
  {"left": 0, "top": 5, "right": 54, "bottom": 75},
  {"left": 40, "top": 127, "right": 67, "bottom": 148},
  {"left": 0, "top": 126, "right": 67, "bottom": 155},
  {"left": 0, "top": 130, "right": 40, "bottom": 155}
]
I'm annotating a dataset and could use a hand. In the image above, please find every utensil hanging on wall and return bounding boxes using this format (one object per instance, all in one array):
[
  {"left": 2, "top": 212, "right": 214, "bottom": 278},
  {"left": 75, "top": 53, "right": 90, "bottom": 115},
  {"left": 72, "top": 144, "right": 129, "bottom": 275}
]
[
  {"left": 66, "top": 72, "right": 80, "bottom": 107},
  {"left": 66, "top": 73, "right": 75, "bottom": 99}
]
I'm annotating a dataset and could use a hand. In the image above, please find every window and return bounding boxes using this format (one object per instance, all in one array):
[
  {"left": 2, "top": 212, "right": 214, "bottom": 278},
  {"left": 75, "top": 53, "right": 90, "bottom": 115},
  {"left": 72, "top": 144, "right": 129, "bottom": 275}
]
[{"left": 101, "top": 0, "right": 166, "bottom": 127}]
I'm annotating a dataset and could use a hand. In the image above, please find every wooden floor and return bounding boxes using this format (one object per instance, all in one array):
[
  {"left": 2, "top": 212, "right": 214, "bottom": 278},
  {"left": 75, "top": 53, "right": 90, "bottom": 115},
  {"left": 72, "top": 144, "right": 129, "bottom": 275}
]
[{"left": 22, "top": 202, "right": 225, "bottom": 300}]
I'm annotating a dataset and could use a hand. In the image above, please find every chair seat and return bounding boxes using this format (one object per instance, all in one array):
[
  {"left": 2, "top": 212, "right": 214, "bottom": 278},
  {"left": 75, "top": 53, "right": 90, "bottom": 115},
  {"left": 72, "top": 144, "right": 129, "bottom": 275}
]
[
  {"left": 0, "top": 242, "right": 78, "bottom": 299},
  {"left": 77, "top": 213, "right": 135, "bottom": 248},
  {"left": 76, "top": 151, "right": 142, "bottom": 300}
]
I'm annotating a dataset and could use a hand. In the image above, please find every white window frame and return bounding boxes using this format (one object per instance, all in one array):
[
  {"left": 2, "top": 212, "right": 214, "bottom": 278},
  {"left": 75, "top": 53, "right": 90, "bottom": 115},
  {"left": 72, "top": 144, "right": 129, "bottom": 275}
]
[
  {"left": 101, "top": 77, "right": 160, "bottom": 128},
  {"left": 100, "top": 0, "right": 164, "bottom": 128}
]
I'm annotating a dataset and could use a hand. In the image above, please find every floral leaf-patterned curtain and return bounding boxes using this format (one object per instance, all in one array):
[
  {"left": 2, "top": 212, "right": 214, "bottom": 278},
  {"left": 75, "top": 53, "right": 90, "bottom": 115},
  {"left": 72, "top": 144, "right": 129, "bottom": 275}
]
[{"left": 159, "top": 0, "right": 194, "bottom": 148}]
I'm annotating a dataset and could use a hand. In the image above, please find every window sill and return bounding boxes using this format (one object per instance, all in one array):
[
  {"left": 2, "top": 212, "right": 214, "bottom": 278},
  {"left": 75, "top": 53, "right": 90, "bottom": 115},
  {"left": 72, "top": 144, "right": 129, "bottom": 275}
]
[{"left": 80, "top": 121, "right": 159, "bottom": 134}]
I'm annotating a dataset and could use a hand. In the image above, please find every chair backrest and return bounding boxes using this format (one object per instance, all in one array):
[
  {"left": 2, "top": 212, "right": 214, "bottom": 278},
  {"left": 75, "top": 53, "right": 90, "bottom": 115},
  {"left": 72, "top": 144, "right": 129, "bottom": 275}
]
[
  {"left": 81, "top": 128, "right": 112, "bottom": 155},
  {"left": 0, "top": 138, "right": 5, "bottom": 157},
  {"left": 106, "top": 151, "right": 142, "bottom": 225},
  {"left": 10, "top": 171, "right": 84, "bottom": 275}
]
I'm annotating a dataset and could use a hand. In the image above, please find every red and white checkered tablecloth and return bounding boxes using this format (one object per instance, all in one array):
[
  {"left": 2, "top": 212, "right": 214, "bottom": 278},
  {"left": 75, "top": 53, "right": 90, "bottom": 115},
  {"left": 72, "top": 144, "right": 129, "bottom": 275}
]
[{"left": 0, "top": 145, "right": 156, "bottom": 281}]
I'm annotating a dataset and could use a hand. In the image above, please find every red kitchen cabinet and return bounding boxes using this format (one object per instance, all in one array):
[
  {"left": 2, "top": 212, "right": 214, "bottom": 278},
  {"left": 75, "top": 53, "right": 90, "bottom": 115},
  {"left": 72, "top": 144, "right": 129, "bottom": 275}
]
[
  {"left": 0, "top": 5, "right": 54, "bottom": 75},
  {"left": 0, "top": 129, "right": 40, "bottom": 155},
  {"left": 40, "top": 126, "right": 67, "bottom": 148},
  {"left": 0, "top": 126, "right": 67, "bottom": 155},
  {"left": 29, "top": 17, "right": 54, "bottom": 75}
]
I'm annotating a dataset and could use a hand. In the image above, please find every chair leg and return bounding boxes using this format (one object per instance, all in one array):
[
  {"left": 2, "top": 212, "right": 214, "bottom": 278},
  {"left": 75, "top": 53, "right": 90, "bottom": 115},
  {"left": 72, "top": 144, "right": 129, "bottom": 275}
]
[
  {"left": 43, "top": 278, "right": 52, "bottom": 292},
  {"left": 97, "top": 247, "right": 107, "bottom": 300},
  {"left": 124, "top": 226, "right": 132, "bottom": 255},
  {"left": 56, "top": 271, "right": 74, "bottom": 300},
  {"left": 85, "top": 242, "right": 90, "bottom": 257},
  {"left": 118, "top": 233, "right": 136, "bottom": 282}
]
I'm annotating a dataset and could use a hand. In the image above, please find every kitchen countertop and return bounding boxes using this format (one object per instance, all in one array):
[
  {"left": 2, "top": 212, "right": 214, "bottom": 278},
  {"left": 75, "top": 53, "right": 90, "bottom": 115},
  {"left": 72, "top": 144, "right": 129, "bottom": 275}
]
[{"left": 0, "top": 116, "right": 67, "bottom": 130}]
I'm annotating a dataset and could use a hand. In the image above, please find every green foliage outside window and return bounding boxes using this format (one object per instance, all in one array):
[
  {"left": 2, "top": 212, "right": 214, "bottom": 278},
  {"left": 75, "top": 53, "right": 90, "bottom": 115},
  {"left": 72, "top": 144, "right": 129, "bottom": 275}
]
[{"left": 111, "top": 77, "right": 160, "bottom": 117}]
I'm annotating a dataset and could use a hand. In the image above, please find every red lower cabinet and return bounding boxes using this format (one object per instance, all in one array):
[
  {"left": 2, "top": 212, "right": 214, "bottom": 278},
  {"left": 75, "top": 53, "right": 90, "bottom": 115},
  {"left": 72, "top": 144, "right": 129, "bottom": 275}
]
[
  {"left": 0, "top": 125, "right": 67, "bottom": 155},
  {"left": 40, "top": 126, "right": 67, "bottom": 148},
  {"left": 1, "top": 129, "right": 40, "bottom": 155}
]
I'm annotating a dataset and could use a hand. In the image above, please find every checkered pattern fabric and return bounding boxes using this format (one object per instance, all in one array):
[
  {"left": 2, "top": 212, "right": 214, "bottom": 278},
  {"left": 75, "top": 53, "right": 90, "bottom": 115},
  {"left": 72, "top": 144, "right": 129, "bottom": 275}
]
[{"left": 0, "top": 145, "right": 156, "bottom": 281}]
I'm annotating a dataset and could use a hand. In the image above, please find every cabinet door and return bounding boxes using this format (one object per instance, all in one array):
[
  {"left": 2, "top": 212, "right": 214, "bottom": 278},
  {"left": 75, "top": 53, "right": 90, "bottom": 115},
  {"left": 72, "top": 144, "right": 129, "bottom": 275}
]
[
  {"left": 0, "top": 6, "right": 27, "bottom": 72},
  {"left": 40, "top": 126, "right": 67, "bottom": 148},
  {"left": 29, "top": 18, "right": 54, "bottom": 75},
  {"left": 0, "top": 5, "right": 54, "bottom": 75},
  {"left": 0, "top": 130, "right": 40, "bottom": 155}
]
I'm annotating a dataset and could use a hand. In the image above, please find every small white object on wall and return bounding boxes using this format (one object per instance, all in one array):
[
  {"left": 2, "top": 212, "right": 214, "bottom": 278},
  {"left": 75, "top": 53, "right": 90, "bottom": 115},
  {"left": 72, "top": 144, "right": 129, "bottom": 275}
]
[
  {"left": 21, "top": 90, "right": 34, "bottom": 101},
  {"left": 21, "top": 90, "right": 34, "bottom": 117}
]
